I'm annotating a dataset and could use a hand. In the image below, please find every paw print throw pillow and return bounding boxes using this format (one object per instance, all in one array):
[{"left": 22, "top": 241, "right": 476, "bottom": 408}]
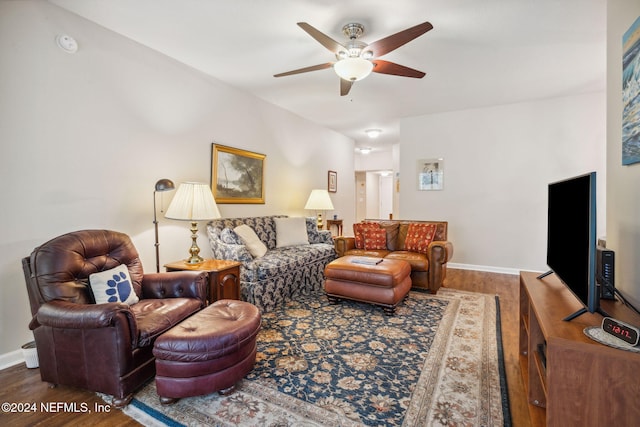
[{"left": 89, "top": 264, "right": 139, "bottom": 305}]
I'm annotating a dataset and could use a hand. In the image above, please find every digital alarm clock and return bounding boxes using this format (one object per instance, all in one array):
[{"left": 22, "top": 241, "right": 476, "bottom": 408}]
[{"left": 601, "top": 317, "right": 640, "bottom": 346}]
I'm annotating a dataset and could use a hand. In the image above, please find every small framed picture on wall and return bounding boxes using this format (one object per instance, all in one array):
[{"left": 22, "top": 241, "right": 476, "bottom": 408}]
[
  {"left": 417, "top": 158, "right": 444, "bottom": 191},
  {"left": 328, "top": 170, "right": 337, "bottom": 193}
]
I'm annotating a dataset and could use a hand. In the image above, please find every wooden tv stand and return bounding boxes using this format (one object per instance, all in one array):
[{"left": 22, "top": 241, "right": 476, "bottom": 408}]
[{"left": 519, "top": 271, "right": 640, "bottom": 426}]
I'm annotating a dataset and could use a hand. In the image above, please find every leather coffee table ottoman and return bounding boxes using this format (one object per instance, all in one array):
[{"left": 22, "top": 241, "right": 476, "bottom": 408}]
[
  {"left": 153, "top": 299, "right": 261, "bottom": 404},
  {"left": 324, "top": 256, "right": 411, "bottom": 315}
]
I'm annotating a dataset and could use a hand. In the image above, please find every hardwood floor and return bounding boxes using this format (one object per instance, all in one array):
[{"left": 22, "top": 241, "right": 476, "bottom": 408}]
[
  {"left": 445, "top": 268, "right": 532, "bottom": 427},
  {"left": 0, "top": 268, "right": 530, "bottom": 426}
]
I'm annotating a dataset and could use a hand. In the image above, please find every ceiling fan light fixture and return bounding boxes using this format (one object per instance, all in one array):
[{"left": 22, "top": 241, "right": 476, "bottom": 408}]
[
  {"left": 334, "top": 57, "right": 373, "bottom": 81},
  {"left": 362, "top": 50, "right": 374, "bottom": 59}
]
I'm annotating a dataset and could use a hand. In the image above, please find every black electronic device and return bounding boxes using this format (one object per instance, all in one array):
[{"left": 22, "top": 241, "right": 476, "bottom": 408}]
[
  {"left": 596, "top": 246, "right": 615, "bottom": 300},
  {"left": 602, "top": 317, "right": 640, "bottom": 346},
  {"left": 538, "top": 172, "right": 607, "bottom": 321}
]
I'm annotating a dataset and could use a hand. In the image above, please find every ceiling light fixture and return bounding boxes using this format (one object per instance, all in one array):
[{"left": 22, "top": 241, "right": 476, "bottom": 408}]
[
  {"left": 334, "top": 58, "right": 373, "bottom": 81},
  {"left": 365, "top": 129, "right": 382, "bottom": 139},
  {"left": 358, "top": 147, "right": 372, "bottom": 154}
]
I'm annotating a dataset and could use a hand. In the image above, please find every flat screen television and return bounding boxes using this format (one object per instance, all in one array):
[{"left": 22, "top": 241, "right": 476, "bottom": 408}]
[{"left": 539, "top": 171, "right": 606, "bottom": 321}]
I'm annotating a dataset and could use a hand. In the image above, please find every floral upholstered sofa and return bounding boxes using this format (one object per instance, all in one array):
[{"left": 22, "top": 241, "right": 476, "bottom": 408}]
[{"left": 207, "top": 215, "right": 336, "bottom": 312}]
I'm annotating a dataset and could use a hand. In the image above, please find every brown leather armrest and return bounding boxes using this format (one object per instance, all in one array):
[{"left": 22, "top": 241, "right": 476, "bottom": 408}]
[
  {"left": 426, "top": 240, "right": 454, "bottom": 293},
  {"left": 334, "top": 236, "right": 355, "bottom": 257},
  {"left": 427, "top": 240, "right": 453, "bottom": 265},
  {"left": 35, "top": 300, "right": 140, "bottom": 349},
  {"left": 141, "top": 271, "right": 208, "bottom": 305},
  {"left": 35, "top": 300, "right": 133, "bottom": 329}
]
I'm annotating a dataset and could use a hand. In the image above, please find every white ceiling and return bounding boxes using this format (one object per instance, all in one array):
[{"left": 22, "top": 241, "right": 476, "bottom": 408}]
[{"left": 49, "top": 0, "right": 606, "bottom": 151}]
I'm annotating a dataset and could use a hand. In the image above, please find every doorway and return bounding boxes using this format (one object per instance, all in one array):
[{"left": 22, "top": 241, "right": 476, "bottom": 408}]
[{"left": 355, "top": 170, "right": 393, "bottom": 222}]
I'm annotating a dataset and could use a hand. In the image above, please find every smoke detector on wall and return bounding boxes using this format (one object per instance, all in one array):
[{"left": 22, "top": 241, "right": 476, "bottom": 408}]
[{"left": 56, "top": 34, "right": 78, "bottom": 53}]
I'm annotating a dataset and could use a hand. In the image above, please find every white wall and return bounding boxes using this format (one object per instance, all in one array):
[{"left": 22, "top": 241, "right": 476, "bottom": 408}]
[
  {"left": 354, "top": 147, "right": 393, "bottom": 171},
  {"left": 606, "top": 0, "right": 640, "bottom": 306},
  {"left": 400, "top": 94, "right": 606, "bottom": 272},
  {"left": 0, "top": 1, "right": 354, "bottom": 362}
]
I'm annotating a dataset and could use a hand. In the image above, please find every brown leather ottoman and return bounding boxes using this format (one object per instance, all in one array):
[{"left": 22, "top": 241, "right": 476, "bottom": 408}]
[
  {"left": 324, "top": 256, "right": 412, "bottom": 315},
  {"left": 152, "top": 299, "right": 261, "bottom": 404}
]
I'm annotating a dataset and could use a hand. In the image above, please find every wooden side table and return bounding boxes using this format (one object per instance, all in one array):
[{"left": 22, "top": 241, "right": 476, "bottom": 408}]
[
  {"left": 326, "top": 219, "right": 343, "bottom": 236},
  {"left": 164, "top": 259, "right": 241, "bottom": 304}
]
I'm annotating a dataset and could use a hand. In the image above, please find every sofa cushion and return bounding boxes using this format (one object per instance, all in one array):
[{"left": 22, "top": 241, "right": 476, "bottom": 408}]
[
  {"left": 385, "top": 251, "right": 429, "bottom": 271},
  {"left": 404, "top": 223, "right": 437, "bottom": 254},
  {"left": 363, "top": 227, "right": 387, "bottom": 250},
  {"left": 378, "top": 222, "right": 400, "bottom": 251},
  {"left": 353, "top": 222, "right": 380, "bottom": 249},
  {"left": 89, "top": 264, "right": 139, "bottom": 305},
  {"left": 344, "top": 248, "right": 391, "bottom": 259},
  {"left": 397, "top": 224, "right": 409, "bottom": 250},
  {"left": 274, "top": 217, "right": 310, "bottom": 248},
  {"left": 234, "top": 224, "right": 268, "bottom": 258},
  {"left": 131, "top": 297, "right": 203, "bottom": 347},
  {"left": 242, "top": 244, "right": 335, "bottom": 283}
]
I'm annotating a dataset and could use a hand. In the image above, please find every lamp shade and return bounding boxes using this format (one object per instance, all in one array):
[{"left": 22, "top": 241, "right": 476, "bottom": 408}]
[
  {"left": 334, "top": 57, "right": 373, "bottom": 81},
  {"left": 304, "top": 189, "right": 334, "bottom": 210},
  {"left": 165, "top": 182, "right": 221, "bottom": 221}
]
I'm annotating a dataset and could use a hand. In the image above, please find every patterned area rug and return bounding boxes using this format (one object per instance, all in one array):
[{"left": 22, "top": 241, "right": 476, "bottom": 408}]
[{"left": 121, "top": 288, "right": 510, "bottom": 426}]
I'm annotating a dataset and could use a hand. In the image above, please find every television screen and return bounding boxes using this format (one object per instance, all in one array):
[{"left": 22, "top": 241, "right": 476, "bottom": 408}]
[{"left": 544, "top": 171, "right": 602, "bottom": 321}]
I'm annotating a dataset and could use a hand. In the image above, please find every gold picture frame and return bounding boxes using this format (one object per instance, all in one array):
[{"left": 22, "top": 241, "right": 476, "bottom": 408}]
[{"left": 211, "top": 143, "right": 265, "bottom": 204}]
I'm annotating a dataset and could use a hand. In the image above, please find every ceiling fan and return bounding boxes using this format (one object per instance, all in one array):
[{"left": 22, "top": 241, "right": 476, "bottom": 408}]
[{"left": 274, "top": 21, "right": 433, "bottom": 96}]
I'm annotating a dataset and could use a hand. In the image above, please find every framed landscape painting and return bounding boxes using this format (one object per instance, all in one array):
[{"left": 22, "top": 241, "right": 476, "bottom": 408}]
[
  {"left": 623, "top": 16, "right": 640, "bottom": 165},
  {"left": 211, "top": 144, "right": 265, "bottom": 204}
]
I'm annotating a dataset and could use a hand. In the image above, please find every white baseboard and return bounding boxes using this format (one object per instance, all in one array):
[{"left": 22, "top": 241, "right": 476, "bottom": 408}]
[
  {"left": 0, "top": 349, "right": 25, "bottom": 371},
  {"left": 448, "top": 262, "right": 523, "bottom": 276}
]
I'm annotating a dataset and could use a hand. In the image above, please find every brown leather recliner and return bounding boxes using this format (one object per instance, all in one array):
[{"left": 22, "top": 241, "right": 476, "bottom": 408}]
[{"left": 22, "top": 229, "right": 208, "bottom": 407}]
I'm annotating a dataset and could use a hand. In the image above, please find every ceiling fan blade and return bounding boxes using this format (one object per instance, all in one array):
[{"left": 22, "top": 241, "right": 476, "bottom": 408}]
[
  {"left": 365, "top": 21, "right": 433, "bottom": 57},
  {"left": 274, "top": 62, "right": 334, "bottom": 77},
  {"left": 372, "top": 60, "right": 426, "bottom": 78},
  {"left": 297, "top": 22, "right": 347, "bottom": 54},
  {"left": 340, "top": 78, "right": 353, "bottom": 96}
]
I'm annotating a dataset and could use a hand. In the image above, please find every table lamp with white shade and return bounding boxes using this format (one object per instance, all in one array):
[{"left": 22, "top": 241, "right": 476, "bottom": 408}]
[
  {"left": 304, "top": 189, "right": 334, "bottom": 229},
  {"left": 165, "top": 182, "right": 221, "bottom": 264}
]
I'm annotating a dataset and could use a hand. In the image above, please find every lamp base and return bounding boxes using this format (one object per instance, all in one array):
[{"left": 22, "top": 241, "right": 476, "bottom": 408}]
[
  {"left": 316, "top": 213, "right": 323, "bottom": 230},
  {"left": 184, "top": 254, "right": 204, "bottom": 265},
  {"left": 184, "top": 221, "right": 204, "bottom": 265}
]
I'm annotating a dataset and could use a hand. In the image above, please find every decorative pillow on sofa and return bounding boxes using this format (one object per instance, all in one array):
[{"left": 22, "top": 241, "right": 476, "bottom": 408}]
[
  {"left": 363, "top": 227, "right": 387, "bottom": 250},
  {"left": 234, "top": 224, "right": 268, "bottom": 258},
  {"left": 353, "top": 222, "right": 381, "bottom": 249},
  {"left": 305, "top": 217, "right": 322, "bottom": 243},
  {"left": 379, "top": 222, "right": 400, "bottom": 251},
  {"left": 220, "top": 227, "right": 242, "bottom": 245},
  {"left": 89, "top": 264, "right": 139, "bottom": 305},
  {"left": 404, "top": 223, "right": 437, "bottom": 254},
  {"left": 274, "top": 217, "right": 310, "bottom": 248}
]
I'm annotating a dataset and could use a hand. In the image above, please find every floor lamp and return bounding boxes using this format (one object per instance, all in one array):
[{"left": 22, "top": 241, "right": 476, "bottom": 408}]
[{"left": 153, "top": 179, "right": 175, "bottom": 273}]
